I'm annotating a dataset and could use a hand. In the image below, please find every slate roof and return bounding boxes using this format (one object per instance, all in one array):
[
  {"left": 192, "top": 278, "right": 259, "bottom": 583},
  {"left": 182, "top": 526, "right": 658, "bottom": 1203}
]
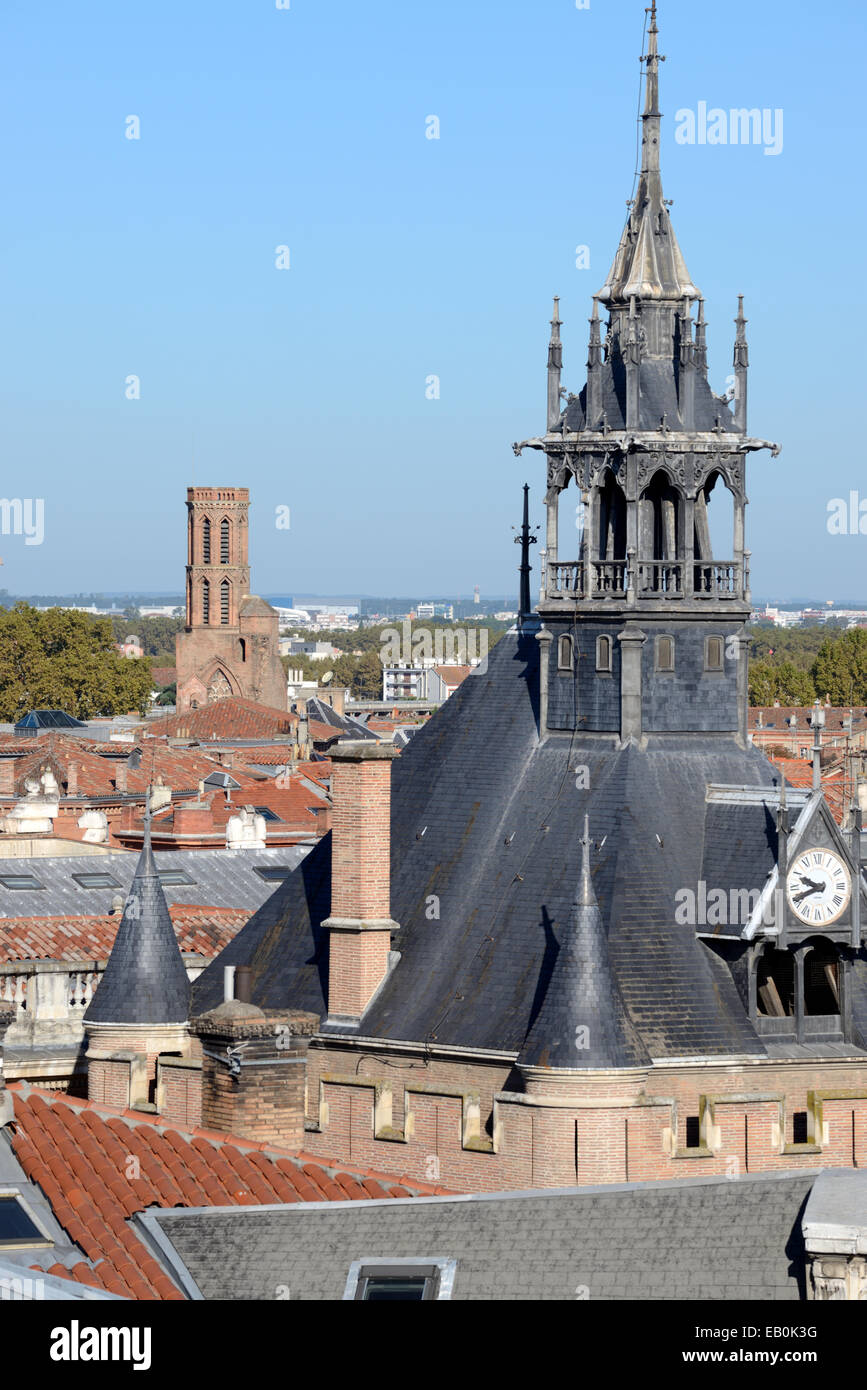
[
  {"left": 518, "top": 820, "right": 649, "bottom": 1070},
  {"left": 0, "top": 846, "right": 310, "bottom": 918},
  {"left": 556, "top": 358, "right": 738, "bottom": 436},
  {"left": 306, "top": 697, "right": 380, "bottom": 742},
  {"left": 138, "top": 1169, "right": 818, "bottom": 1301},
  {"left": 4, "top": 1087, "right": 451, "bottom": 1300},
  {"left": 187, "top": 631, "right": 866, "bottom": 1062},
  {"left": 83, "top": 818, "right": 190, "bottom": 1024}
]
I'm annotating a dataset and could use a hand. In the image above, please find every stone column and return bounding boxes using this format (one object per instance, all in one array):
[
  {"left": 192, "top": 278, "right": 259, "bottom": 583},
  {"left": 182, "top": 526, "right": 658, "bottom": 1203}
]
[
  {"left": 537, "top": 628, "right": 553, "bottom": 741},
  {"left": 618, "top": 625, "right": 646, "bottom": 745}
]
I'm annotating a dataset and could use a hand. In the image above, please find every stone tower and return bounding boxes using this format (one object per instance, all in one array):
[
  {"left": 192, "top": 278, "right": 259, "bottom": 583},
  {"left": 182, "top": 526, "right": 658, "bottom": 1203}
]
[
  {"left": 175, "top": 486, "right": 286, "bottom": 712},
  {"left": 517, "top": 2, "right": 779, "bottom": 745}
]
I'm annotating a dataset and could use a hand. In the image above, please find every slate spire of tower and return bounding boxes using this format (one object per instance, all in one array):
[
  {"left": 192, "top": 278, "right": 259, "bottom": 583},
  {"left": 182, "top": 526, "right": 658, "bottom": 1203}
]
[
  {"left": 518, "top": 818, "right": 649, "bottom": 1070},
  {"left": 597, "top": 0, "right": 698, "bottom": 309},
  {"left": 84, "top": 800, "right": 190, "bottom": 1025}
]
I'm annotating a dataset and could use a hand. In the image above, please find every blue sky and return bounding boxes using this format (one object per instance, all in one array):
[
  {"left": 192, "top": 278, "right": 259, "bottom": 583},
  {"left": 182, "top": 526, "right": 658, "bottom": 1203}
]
[{"left": 0, "top": 0, "right": 864, "bottom": 602}]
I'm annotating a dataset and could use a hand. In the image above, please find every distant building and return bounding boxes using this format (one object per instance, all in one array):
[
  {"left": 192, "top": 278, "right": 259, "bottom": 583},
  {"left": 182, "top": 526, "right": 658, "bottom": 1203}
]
[
  {"left": 175, "top": 487, "right": 285, "bottom": 713},
  {"left": 425, "top": 665, "right": 472, "bottom": 703},
  {"left": 382, "top": 665, "right": 426, "bottom": 701},
  {"left": 116, "top": 635, "right": 143, "bottom": 659}
]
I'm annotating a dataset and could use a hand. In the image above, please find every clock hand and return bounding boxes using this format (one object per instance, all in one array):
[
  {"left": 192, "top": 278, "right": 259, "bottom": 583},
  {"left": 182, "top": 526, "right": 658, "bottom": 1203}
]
[
  {"left": 798, "top": 876, "right": 825, "bottom": 893},
  {"left": 794, "top": 885, "right": 823, "bottom": 905}
]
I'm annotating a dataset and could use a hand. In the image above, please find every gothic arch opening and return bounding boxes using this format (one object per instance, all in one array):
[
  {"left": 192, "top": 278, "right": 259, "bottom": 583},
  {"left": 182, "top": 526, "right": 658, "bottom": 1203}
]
[
  {"left": 756, "top": 947, "right": 795, "bottom": 1018},
  {"left": 201, "top": 578, "right": 210, "bottom": 625},
  {"left": 202, "top": 517, "right": 212, "bottom": 564},
  {"left": 804, "top": 939, "right": 840, "bottom": 1017},
  {"left": 597, "top": 471, "right": 627, "bottom": 562},
  {"left": 220, "top": 578, "right": 230, "bottom": 625},
  {"left": 220, "top": 517, "right": 230, "bottom": 564},
  {"left": 639, "top": 471, "right": 680, "bottom": 562},
  {"left": 696, "top": 470, "right": 734, "bottom": 564}
]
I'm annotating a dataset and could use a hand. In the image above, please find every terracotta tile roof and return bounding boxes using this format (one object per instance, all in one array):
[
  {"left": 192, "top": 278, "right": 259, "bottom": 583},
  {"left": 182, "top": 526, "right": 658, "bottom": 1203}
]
[
  {"left": 8, "top": 1086, "right": 454, "bottom": 1300},
  {"left": 767, "top": 754, "right": 849, "bottom": 825},
  {"left": 433, "top": 665, "right": 472, "bottom": 684},
  {"left": 750, "top": 706, "right": 867, "bottom": 734},
  {"left": 150, "top": 699, "right": 296, "bottom": 741},
  {"left": 0, "top": 905, "right": 248, "bottom": 963},
  {"left": 150, "top": 668, "right": 176, "bottom": 686}
]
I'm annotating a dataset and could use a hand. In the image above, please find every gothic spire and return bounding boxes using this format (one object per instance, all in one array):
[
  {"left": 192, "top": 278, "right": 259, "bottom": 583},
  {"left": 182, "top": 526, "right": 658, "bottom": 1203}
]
[
  {"left": 597, "top": 2, "right": 698, "bottom": 306},
  {"left": 547, "top": 296, "right": 563, "bottom": 431},
  {"left": 733, "top": 295, "right": 749, "bottom": 432},
  {"left": 84, "top": 794, "right": 190, "bottom": 1025}
]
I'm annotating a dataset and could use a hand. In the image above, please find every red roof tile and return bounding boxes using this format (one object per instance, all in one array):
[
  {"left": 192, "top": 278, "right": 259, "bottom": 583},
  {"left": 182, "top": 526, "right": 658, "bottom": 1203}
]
[
  {"left": 0, "top": 905, "right": 249, "bottom": 964},
  {"left": 8, "top": 1086, "right": 452, "bottom": 1300}
]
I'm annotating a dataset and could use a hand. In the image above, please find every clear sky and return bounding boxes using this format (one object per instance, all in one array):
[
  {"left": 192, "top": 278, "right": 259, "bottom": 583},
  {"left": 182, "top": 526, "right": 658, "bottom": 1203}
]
[{"left": 0, "top": 0, "right": 864, "bottom": 603}]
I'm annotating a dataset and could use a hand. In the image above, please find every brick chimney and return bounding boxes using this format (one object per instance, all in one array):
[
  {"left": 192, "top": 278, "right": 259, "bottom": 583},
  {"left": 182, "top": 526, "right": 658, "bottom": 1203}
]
[
  {"left": 190, "top": 1001, "right": 319, "bottom": 1148},
  {"left": 322, "top": 741, "right": 399, "bottom": 1024},
  {"left": 172, "top": 802, "right": 215, "bottom": 839},
  {"left": 66, "top": 762, "right": 79, "bottom": 797},
  {"left": 0, "top": 760, "right": 15, "bottom": 796},
  {"left": 115, "top": 760, "right": 128, "bottom": 793}
]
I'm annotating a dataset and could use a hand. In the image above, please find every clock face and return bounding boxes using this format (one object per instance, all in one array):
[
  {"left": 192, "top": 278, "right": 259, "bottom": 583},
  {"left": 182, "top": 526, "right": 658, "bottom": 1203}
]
[{"left": 786, "top": 848, "right": 852, "bottom": 927}]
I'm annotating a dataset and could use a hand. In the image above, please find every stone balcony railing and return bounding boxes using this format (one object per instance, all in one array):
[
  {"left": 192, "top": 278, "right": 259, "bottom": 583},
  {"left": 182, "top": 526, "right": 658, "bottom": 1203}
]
[
  {"left": 547, "top": 555, "right": 748, "bottom": 603},
  {"left": 0, "top": 958, "right": 208, "bottom": 1064}
]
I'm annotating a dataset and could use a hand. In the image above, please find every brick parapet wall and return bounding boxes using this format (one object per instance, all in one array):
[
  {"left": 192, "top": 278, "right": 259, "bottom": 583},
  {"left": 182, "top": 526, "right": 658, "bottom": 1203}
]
[{"left": 300, "top": 1039, "right": 867, "bottom": 1192}]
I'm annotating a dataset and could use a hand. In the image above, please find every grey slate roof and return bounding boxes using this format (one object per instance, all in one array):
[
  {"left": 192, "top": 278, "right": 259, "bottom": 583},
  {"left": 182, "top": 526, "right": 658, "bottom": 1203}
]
[
  {"left": 137, "top": 1169, "right": 817, "bottom": 1301},
  {"left": 83, "top": 822, "right": 190, "bottom": 1024},
  {"left": 190, "top": 632, "right": 867, "bottom": 1059},
  {"left": 518, "top": 819, "right": 649, "bottom": 1070},
  {"left": 0, "top": 845, "right": 311, "bottom": 919},
  {"left": 556, "top": 358, "right": 738, "bottom": 435}
]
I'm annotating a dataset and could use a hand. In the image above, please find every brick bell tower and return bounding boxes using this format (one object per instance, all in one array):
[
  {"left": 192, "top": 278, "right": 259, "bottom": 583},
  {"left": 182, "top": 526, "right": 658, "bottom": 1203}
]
[
  {"left": 175, "top": 486, "right": 286, "bottom": 713},
  {"left": 515, "top": 2, "right": 779, "bottom": 747}
]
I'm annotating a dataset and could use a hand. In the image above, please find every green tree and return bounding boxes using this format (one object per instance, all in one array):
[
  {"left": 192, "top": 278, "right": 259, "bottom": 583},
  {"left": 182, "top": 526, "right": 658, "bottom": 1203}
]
[
  {"left": 812, "top": 630, "right": 867, "bottom": 706},
  {"left": 0, "top": 603, "right": 153, "bottom": 720},
  {"left": 748, "top": 660, "right": 816, "bottom": 708},
  {"left": 350, "top": 649, "right": 384, "bottom": 700}
]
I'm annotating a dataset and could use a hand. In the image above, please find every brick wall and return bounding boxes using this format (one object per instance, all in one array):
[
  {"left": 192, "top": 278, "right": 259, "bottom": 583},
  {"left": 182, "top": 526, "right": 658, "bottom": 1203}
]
[
  {"left": 299, "top": 1039, "right": 867, "bottom": 1192},
  {"left": 158, "top": 1059, "right": 203, "bottom": 1128}
]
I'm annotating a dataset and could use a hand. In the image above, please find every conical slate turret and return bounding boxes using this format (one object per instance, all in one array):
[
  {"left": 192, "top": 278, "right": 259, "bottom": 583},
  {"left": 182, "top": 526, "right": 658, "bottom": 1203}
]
[
  {"left": 84, "top": 802, "right": 190, "bottom": 1024},
  {"left": 519, "top": 819, "right": 649, "bottom": 1070}
]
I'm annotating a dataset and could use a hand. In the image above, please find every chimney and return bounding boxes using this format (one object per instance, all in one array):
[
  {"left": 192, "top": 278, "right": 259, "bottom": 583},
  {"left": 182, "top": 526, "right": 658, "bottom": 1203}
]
[
  {"left": 322, "top": 741, "right": 399, "bottom": 1024},
  {"left": 66, "top": 762, "right": 79, "bottom": 797},
  {"left": 0, "top": 759, "right": 15, "bottom": 796},
  {"left": 115, "top": 760, "right": 128, "bottom": 793},
  {"left": 190, "top": 1002, "right": 319, "bottom": 1149}
]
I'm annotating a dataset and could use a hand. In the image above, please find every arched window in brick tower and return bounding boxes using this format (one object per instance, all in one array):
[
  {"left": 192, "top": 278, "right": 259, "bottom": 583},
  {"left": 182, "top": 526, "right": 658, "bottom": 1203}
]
[
  {"left": 220, "top": 518, "right": 230, "bottom": 564},
  {"left": 202, "top": 518, "right": 211, "bottom": 564},
  {"left": 201, "top": 578, "right": 210, "bottom": 625},
  {"left": 220, "top": 579, "right": 230, "bottom": 625}
]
